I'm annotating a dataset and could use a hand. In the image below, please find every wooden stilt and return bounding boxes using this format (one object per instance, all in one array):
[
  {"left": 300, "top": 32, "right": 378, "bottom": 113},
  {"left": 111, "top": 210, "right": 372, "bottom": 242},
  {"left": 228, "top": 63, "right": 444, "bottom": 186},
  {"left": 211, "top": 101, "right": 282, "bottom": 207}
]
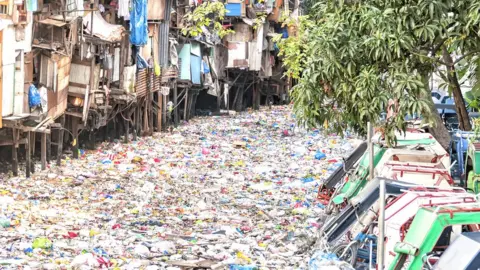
[
  {"left": 102, "top": 124, "right": 108, "bottom": 142},
  {"left": 72, "top": 117, "right": 79, "bottom": 159},
  {"left": 41, "top": 133, "right": 47, "bottom": 170},
  {"left": 46, "top": 134, "right": 51, "bottom": 162},
  {"left": 157, "top": 92, "right": 162, "bottom": 132},
  {"left": 133, "top": 105, "right": 138, "bottom": 141},
  {"left": 113, "top": 117, "right": 117, "bottom": 141},
  {"left": 143, "top": 99, "right": 148, "bottom": 134},
  {"left": 162, "top": 95, "right": 167, "bottom": 131},
  {"left": 124, "top": 111, "right": 129, "bottom": 143},
  {"left": 26, "top": 131, "right": 31, "bottom": 178},
  {"left": 12, "top": 128, "right": 18, "bottom": 176},
  {"left": 56, "top": 115, "right": 65, "bottom": 166},
  {"left": 184, "top": 89, "right": 188, "bottom": 121},
  {"left": 173, "top": 82, "right": 178, "bottom": 126},
  {"left": 30, "top": 132, "right": 35, "bottom": 174},
  {"left": 87, "top": 131, "right": 95, "bottom": 150},
  {"left": 149, "top": 93, "right": 154, "bottom": 135}
]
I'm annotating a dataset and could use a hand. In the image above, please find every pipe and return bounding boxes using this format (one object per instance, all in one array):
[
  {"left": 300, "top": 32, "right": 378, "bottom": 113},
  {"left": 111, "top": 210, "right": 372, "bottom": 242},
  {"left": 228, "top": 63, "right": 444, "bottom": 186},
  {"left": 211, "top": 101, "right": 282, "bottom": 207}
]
[
  {"left": 377, "top": 177, "right": 386, "bottom": 269},
  {"left": 368, "top": 122, "right": 374, "bottom": 180}
]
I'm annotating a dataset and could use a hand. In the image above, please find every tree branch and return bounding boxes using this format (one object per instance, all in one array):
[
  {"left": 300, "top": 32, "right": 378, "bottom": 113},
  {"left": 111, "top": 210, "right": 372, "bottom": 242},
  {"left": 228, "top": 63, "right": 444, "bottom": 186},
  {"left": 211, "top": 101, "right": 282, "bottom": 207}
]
[
  {"left": 411, "top": 51, "right": 449, "bottom": 66},
  {"left": 453, "top": 50, "right": 480, "bottom": 65},
  {"left": 435, "top": 68, "right": 449, "bottom": 83},
  {"left": 431, "top": 38, "right": 448, "bottom": 55}
]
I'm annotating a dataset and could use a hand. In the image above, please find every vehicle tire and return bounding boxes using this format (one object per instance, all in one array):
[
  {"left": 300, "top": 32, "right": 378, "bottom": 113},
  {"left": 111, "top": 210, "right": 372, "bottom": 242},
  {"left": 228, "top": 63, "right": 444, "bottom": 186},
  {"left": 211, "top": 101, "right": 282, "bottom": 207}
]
[{"left": 332, "top": 242, "right": 358, "bottom": 267}]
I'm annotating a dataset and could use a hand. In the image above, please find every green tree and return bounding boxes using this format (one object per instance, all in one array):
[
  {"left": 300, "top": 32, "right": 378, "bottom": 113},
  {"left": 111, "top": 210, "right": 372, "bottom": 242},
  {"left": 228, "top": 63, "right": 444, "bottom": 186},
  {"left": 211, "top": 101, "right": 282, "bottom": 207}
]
[
  {"left": 182, "top": 2, "right": 234, "bottom": 38},
  {"left": 278, "top": 0, "right": 480, "bottom": 148}
]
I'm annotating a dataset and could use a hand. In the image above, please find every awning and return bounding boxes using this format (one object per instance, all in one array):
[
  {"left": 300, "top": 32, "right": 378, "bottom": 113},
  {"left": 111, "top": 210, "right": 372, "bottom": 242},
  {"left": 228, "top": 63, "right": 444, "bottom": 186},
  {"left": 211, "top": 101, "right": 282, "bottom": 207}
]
[{"left": 83, "top": 11, "right": 124, "bottom": 42}]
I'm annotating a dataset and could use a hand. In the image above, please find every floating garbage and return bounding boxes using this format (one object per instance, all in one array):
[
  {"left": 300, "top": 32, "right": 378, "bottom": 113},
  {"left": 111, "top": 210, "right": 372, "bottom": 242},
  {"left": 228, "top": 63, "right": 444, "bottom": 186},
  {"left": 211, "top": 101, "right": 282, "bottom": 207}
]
[{"left": 0, "top": 106, "right": 357, "bottom": 269}]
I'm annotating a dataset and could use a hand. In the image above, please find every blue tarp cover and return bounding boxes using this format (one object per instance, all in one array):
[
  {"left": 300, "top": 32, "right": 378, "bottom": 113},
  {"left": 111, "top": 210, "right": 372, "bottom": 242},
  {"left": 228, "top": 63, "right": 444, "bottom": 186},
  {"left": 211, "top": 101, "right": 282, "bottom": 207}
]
[
  {"left": 191, "top": 55, "right": 202, "bottom": 85},
  {"left": 225, "top": 3, "right": 242, "bottom": 17},
  {"left": 130, "top": 0, "right": 148, "bottom": 45}
]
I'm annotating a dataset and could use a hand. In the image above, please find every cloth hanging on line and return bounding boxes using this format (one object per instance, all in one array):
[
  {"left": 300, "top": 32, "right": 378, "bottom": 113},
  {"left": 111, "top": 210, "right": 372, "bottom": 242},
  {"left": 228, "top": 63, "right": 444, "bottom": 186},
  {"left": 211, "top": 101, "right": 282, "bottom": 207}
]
[
  {"left": 118, "top": 0, "right": 130, "bottom": 19},
  {"left": 129, "top": 0, "right": 147, "bottom": 45}
]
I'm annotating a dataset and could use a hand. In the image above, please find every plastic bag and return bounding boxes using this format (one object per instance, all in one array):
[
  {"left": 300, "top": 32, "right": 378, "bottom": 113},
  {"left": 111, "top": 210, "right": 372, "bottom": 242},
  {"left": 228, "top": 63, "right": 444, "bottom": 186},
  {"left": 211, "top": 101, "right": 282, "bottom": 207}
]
[
  {"left": 28, "top": 84, "right": 41, "bottom": 108},
  {"left": 154, "top": 61, "right": 161, "bottom": 76}
]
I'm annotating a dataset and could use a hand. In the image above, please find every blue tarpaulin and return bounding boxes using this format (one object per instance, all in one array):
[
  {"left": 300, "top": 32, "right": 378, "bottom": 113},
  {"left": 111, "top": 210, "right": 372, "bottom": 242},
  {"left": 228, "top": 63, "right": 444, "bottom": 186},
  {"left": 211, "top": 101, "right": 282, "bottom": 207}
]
[
  {"left": 130, "top": 0, "right": 148, "bottom": 45},
  {"left": 225, "top": 3, "right": 242, "bottom": 17},
  {"left": 191, "top": 55, "right": 202, "bottom": 85}
]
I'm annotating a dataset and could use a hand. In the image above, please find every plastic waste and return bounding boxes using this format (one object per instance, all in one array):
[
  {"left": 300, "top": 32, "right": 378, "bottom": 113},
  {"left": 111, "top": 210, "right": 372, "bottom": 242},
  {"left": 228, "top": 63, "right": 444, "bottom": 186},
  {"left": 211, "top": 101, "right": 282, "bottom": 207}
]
[
  {"left": 32, "top": 238, "right": 52, "bottom": 249},
  {"left": 28, "top": 84, "right": 41, "bottom": 108},
  {"left": 0, "top": 106, "right": 358, "bottom": 269}
]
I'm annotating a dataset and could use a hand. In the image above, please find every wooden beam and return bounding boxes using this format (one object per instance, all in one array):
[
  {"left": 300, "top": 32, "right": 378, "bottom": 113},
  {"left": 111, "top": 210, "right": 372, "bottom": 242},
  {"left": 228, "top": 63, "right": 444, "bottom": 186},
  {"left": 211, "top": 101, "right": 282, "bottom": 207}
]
[
  {"left": 124, "top": 110, "right": 130, "bottom": 143},
  {"left": 157, "top": 92, "right": 162, "bottom": 132},
  {"left": 26, "top": 131, "right": 31, "bottom": 178},
  {"left": 41, "top": 133, "right": 47, "bottom": 170},
  {"left": 133, "top": 105, "right": 138, "bottom": 141},
  {"left": 119, "top": 34, "right": 125, "bottom": 90},
  {"left": 163, "top": 94, "right": 167, "bottom": 131},
  {"left": 30, "top": 132, "right": 35, "bottom": 174},
  {"left": 12, "top": 129, "right": 18, "bottom": 176},
  {"left": 64, "top": 111, "right": 83, "bottom": 118},
  {"left": 173, "top": 82, "right": 178, "bottom": 127},
  {"left": 56, "top": 115, "right": 65, "bottom": 166},
  {"left": 72, "top": 117, "right": 79, "bottom": 159},
  {"left": 183, "top": 89, "right": 188, "bottom": 121},
  {"left": 47, "top": 134, "right": 52, "bottom": 162},
  {"left": 0, "top": 138, "right": 27, "bottom": 146}
]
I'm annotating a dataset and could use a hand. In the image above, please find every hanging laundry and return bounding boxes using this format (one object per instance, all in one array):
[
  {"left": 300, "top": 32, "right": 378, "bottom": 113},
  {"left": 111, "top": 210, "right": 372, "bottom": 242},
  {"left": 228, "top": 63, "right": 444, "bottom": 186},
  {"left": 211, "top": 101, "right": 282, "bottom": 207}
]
[
  {"left": 129, "top": 0, "right": 148, "bottom": 45},
  {"left": 118, "top": 0, "right": 130, "bottom": 19}
]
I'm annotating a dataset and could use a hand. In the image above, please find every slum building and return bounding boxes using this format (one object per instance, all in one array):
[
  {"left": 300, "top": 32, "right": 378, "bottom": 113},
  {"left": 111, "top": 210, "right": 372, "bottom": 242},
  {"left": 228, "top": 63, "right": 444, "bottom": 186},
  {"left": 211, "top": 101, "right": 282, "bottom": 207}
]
[{"left": 0, "top": 0, "right": 292, "bottom": 176}]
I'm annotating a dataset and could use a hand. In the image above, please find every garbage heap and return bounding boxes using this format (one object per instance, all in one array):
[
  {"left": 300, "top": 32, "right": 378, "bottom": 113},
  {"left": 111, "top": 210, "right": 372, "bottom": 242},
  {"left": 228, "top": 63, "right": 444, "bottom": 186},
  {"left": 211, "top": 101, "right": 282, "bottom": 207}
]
[{"left": 0, "top": 106, "right": 359, "bottom": 269}]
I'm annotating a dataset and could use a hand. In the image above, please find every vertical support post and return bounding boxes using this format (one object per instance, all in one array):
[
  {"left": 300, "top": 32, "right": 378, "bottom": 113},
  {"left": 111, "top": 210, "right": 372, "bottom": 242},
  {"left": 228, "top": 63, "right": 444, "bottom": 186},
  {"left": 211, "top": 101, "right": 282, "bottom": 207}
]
[
  {"left": 216, "top": 80, "right": 222, "bottom": 111},
  {"left": 144, "top": 98, "right": 149, "bottom": 134},
  {"left": 133, "top": 105, "right": 138, "bottom": 141},
  {"left": 157, "top": 92, "right": 162, "bottom": 131},
  {"left": 12, "top": 128, "right": 18, "bottom": 176},
  {"left": 72, "top": 117, "right": 79, "bottom": 159},
  {"left": 30, "top": 132, "right": 35, "bottom": 174},
  {"left": 173, "top": 82, "right": 178, "bottom": 126},
  {"left": 87, "top": 131, "right": 95, "bottom": 150},
  {"left": 367, "top": 122, "right": 374, "bottom": 180},
  {"left": 162, "top": 94, "right": 167, "bottom": 130},
  {"left": 113, "top": 118, "right": 117, "bottom": 141},
  {"left": 57, "top": 115, "right": 65, "bottom": 166},
  {"left": 183, "top": 88, "right": 188, "bottom": 121},
  {"left": 46, "top": 134, "right": 51, "bottom": 162},
  {"left": 119, "top": 34, "right": 125, "bottom": 89},
  {"left": 26, "top": 131, "right": 31, "bottom": 178},
  {"left": 377, "top": 177, "right": 386, "bottom": 270},
  {"left": 149, "top": 92, "right": 154, "bottom": 134},
  {"left": 41, "top": 133, "right": 47, "bottom": 170},
  {"left": 124, "top": 110, "right": 129, "bottom": 143}
]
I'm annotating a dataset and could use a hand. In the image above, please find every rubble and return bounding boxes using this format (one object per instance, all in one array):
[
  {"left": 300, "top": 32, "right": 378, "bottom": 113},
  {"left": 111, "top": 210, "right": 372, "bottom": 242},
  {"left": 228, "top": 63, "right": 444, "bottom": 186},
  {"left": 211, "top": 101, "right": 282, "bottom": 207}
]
[{"left": 0, "top": 106, "right": 359, "bottom": 269}]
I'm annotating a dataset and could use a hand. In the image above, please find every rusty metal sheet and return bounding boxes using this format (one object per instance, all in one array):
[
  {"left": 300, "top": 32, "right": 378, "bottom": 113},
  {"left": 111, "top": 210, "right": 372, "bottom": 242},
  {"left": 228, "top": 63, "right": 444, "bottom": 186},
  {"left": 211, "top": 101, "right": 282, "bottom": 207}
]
[{"left": 135, "top": 68, "right": 148, "bottom": 98}]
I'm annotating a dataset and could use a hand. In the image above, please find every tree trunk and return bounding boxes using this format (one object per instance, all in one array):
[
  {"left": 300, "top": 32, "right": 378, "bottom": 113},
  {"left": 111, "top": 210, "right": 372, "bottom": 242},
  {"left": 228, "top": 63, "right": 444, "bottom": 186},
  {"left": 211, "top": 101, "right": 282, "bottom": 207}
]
[
  {"left": 427, "top": 100, "right": 451, "bottom": 150},
  {"left": 421, "top": 73, "right": 451, "bottom": 150},
  {"left": 442, "top": 47, "right": 472, "bottom": 131}
]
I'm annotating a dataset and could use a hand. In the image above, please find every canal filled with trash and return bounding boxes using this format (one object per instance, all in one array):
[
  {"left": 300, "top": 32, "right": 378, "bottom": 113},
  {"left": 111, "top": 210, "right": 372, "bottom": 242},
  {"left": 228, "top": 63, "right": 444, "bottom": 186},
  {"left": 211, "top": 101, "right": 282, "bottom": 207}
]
[{"left": 0, "top": 106, "right": 361, "bottom": 269}]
